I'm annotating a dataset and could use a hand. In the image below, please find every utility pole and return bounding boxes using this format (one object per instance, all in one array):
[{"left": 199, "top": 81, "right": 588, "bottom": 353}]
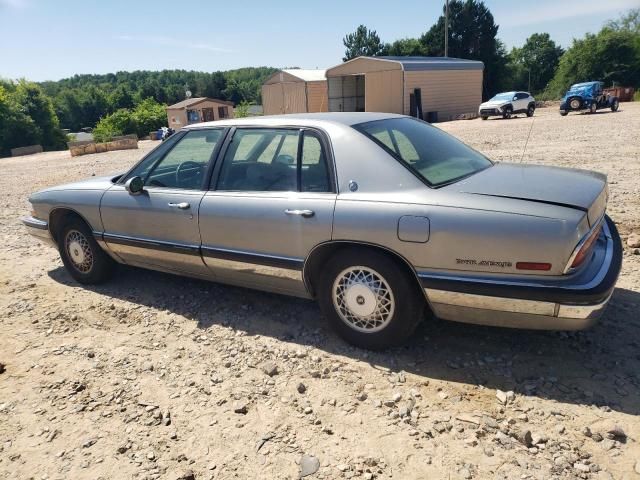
[{"left": 444, "top": 0, "right": 449, "bottom": 57}]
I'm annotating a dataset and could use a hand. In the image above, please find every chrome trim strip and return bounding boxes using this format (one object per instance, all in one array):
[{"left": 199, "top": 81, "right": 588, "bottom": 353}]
[
  {"left": 557, "top": 292, "right": 613, "bottom": 319},
  {"left": 418, "top": 220, "right": 613, "bottom": 293},
  {"left": 563, "top": 214, "right": 606, "bottom": 274},
  {"left": 20, "top": 216, "right": 48, "bottom": 230},
  {"left": 426, "top": 288, "right": 556, "bottom": 316}
]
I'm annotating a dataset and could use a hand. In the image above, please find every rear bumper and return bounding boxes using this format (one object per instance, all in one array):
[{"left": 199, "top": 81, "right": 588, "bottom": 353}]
[
  {"left": 419, "top": 216, "right": 622, "bottom": 330},
  {"left": 21, "top": 216, "right": 56, "bottom": 247}
]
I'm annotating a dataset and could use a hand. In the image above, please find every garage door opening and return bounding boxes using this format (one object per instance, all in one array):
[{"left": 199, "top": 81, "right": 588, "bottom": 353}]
[{"left": 328, "top": 75, "right": 365, "bottom": 112}]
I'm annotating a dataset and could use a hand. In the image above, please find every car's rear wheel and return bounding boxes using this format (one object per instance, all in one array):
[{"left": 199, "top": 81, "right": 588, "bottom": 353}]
[
  {"left": 589, "top": 102, "right": 597, "bottom": 114},
  {"left": 58, "top": 218, "right": 114, "bottom": 284},
  {"left": 527, "top": 104, "right": 535, "bottom": 117},
  {"left": 317, "top": 249, "right": 424, "bottom": 350},
  {"left": 502, "top": 107, "right": 512, "bottom": 119},
  {"left": 611, "top": 99, "right": 619, "bottom": 112}
]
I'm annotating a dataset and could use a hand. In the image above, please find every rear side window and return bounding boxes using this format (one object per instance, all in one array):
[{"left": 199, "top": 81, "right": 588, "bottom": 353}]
[
  {"left": 301, "top": 131, "right": 330, "bottom": 192},
  {"left": 216, "top": 128, "right": 332, "bottom": 193}
]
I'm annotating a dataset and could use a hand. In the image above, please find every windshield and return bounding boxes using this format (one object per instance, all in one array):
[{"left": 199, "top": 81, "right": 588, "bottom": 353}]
[
  {"left": 354, "top": 117, "right": 493, "bottom": 187},
  {"left": 490, "top": 93, "right": 514, "bottom": 101}
]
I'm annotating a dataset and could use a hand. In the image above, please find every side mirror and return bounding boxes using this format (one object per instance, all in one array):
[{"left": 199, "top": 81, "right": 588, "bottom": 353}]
[
  {"left": 125, "top": 176, "right": 144, "bottom": 195},
  {"left": 513, "top": 96, "right": 518, "bottom": 101}
]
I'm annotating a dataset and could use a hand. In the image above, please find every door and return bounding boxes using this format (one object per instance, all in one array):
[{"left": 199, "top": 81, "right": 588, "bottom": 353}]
[
  {"left": 514, "top": 92, "right": 528, "bottom": 111},
  {"left": 202, "top": 107, "right": 214, "bottom": 122},
  {"left": 199, "top": 127, "right": 336, "bottom": 297},
  {"left": 100, "top": 129, "right": 225, "bottom": 276}
]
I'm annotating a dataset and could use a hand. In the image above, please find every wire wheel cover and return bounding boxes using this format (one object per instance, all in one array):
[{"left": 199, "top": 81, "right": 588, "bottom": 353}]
[
  {"left": 332, "top": 266, "right": 395, "bottom": 332},
  {"left": 65, "top": 230, "right": 94, "bottom": 273}
]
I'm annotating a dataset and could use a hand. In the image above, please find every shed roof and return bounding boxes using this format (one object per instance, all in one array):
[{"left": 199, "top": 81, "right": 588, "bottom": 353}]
[
  {"left": 329, "top": 56, "right": 484, "bottom": 73},
  {"left": 167, "top": 97, "right": 234, "bottom": 109}
]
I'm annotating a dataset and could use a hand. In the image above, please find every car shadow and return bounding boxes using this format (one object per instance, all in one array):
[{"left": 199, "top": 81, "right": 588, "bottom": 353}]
[{"left": 48, "top": 265, "right": 640, "bottom": 416}]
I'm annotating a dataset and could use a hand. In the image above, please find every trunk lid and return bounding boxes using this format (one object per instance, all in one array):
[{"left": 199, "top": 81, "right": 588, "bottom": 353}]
[{"left": 452, "top": 163, "right": 607, "bottom": 226}]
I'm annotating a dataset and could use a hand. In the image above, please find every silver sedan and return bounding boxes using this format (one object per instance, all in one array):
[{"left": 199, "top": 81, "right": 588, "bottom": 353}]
[{"left": 22, "top": 113, "right": 622, "bottom": 349}]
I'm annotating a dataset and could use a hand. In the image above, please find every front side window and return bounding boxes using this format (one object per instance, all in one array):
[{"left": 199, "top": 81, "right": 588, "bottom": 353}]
[
  {"left": 354, "top": 117, "right": 492, "bottom": 187},
  {"left": 144, "top": 129, "right": 222, "bottom": 190}
]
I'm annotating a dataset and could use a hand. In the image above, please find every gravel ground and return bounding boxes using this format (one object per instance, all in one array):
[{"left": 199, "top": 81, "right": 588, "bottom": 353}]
[{"left": 1, "top": 104, "right": 640, "bottom": 480}]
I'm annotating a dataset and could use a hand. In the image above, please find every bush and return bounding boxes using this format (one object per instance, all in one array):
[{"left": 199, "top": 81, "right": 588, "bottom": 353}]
[
  {"left": 131, "top": 98, "right": 167, "bottom": 137},
  {"left": 634, "top": 90, "right": 640, "bottom": 102},
  {"left": 92, "top": 99, "right": 167, "bottom": 142}
]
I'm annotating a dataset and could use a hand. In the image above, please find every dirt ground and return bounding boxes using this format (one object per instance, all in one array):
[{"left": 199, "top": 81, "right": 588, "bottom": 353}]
[{"left": 1, "top": 104, "right": 640, "bottom": 480}]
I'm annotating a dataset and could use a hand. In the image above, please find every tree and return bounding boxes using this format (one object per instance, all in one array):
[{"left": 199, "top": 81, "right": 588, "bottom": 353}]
[
  {"left": 0, "top": 85, "right": 40, "bottom": 156},
  {"left": 545, "top": 22, "right": 640, "bottom": 98},
  {"left": 383, "top": 38, "right": 426, "bottom": 56},
  {"left": 131, "top": 98, "right": 167, "bottom": 137},
  {"left": 606, "top": 8, "right": 640, "bottom": 34},
  {"left": 420, "top": 0, "right": 508, "bottom": 98},
  {"left": 508, "top": 33, "right": 563, "bottom": 93},
  {"left": 343, "top": 25, "right": 385, "bottom": 61},
  {"left": 11, "top": 81, "right": 66, "bottom": 150}
]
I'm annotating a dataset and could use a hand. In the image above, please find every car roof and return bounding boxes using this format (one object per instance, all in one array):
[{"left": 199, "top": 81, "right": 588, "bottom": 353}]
[{"left": 183, "top": 112, "right": 406, "bottom": 129}]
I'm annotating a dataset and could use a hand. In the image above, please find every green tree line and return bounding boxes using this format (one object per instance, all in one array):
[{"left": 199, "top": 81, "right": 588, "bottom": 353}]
[{"left": 343, "top": 3, "right": 640, "bottom": 99}]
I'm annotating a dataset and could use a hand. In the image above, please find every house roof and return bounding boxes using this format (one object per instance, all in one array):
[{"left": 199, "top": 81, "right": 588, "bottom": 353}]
[
  {"left": 167, "top": 97, "right": 234, "bottom": 109},
  {"left": 335, "top": 56, "right": 484, "bottom": 72},
  {"left": 281, "top": 69, "right": 327, "bottom": 82}
]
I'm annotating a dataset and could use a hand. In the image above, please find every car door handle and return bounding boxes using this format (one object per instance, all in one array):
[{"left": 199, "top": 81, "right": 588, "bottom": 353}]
[
  {"left": 284, "top": 209, "right": 315, "bottom": 218},
  {"left": 168, "top": 202, "right": 190, "bottom": 210}
]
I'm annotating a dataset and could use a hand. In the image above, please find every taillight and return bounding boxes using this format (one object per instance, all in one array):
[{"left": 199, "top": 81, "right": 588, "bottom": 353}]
[
  {"left": 569, "top": 223, "right": 603, "bottom": 269},
  {"left": 516, "top": 262, "right": 552, "bottom": 271}
]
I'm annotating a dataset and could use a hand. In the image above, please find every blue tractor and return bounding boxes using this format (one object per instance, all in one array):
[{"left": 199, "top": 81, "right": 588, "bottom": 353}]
[{"left": 559, "top": 81, "right": 619, "bottom": 116}]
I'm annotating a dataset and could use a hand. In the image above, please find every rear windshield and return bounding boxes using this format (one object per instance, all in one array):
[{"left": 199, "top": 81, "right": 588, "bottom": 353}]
[{"left": 353, "top": 117, "right": 493, "bottom": 187}]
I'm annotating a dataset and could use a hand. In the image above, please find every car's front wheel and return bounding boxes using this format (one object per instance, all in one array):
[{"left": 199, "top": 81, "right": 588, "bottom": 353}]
[
  {"left": 611, "top": 99, "right": 619, "bottom": 112},
  {"left": 589, "top": 103, "right": 597, "bottom": 114},
  {"left": 560, "top": 110, "right": 568, "bottom": 116},
  {"left": 58, "top": 218, "right": 114, "bottom": 284},
  {"left": 502, "top": 106, "right": 512, "bottom": 119},
  {"left": 527, "top": 104, "right": 535, "bottom": 117},
  {"left": 481, "top": 115, "right": 488, "bottom": 120},
  {"left": 317, "top": 249, "right": 424, "bottom": 350}
]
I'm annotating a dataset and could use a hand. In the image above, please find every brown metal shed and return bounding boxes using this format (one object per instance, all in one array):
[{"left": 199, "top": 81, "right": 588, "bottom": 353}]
[
  {"left": 325, "top": 56, "right": 484, "bottom": 121},
  {"left": 262, "top": 70, "right": 328, "bottom": 115},
  {"left": 166, "top": 97, "right": 234, "bottom": 130}
]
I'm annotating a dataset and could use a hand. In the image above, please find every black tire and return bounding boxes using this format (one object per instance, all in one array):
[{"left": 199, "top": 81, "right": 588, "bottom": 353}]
[
  {"left": 560, "top": 110, "right": 568, "bottom": 116},
  {"left": 502, "top": 106, "right": 512, "bottom": 119},
  {"left": 317, "top": 248, "right": 425, "bottom": 350},
  {"left": 526, "top": 104, "right": 535, "bottom": 117},
  {"left": 589, "top": 102, "right": 597, "bottom": 114},
  {"left": 58, "top": 217, "right": 115, "bottom": 284},
  {"left": 481, "top": 116, "right": 488, "bottom": 120},
  {"left": 611, "top": 99, "right": 619, "bottom": 112},
  {"left": 568, "top": 97, "right": 583, "bottom": 110}
]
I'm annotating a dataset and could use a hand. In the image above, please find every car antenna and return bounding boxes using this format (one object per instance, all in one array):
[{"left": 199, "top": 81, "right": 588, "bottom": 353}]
[{"left": 519, "top": 116, "right": 535, "bottom": 163}]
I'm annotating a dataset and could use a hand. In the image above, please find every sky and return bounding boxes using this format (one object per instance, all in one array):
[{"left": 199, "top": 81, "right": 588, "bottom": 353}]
[{"left": 0, "top": 0, "right": 637, "bottom": 81}]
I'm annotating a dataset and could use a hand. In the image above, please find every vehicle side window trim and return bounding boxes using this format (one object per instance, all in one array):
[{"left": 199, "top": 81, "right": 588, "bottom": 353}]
[{"left": 209, "top": 126, "right": 337, "bottom": 194}]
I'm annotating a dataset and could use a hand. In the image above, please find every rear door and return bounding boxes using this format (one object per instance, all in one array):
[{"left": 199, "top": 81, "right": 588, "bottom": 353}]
[
  {"left": 100, "top": 128, "right": 225, "bottom": 276},
  {"left": 198, "top": 127, "right": 336, "bottom": 296}
]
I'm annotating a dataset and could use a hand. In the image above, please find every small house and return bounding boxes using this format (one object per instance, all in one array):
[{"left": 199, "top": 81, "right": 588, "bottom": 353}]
[{"left": 166, "top": 97, "right": 234, "bottom": 129}]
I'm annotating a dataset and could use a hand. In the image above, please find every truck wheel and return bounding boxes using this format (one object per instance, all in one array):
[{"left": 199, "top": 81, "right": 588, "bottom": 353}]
[
  {"left": 317, "top": 249, "right": 424, "bottom": 350},
  {"left": 569, "top": 97, "right": 582, "bottom": 110},
  {"left": 481, "top": 116, "right": 488, "bottom": 120},
  {"left": 589, "top": 103, "right": 597, "bottom": 114},
  {"left": 58, "top": 218, "right": 115, "bottom": 284},
  {"left": 502, "top": 106, "right": 512, "bottom": 119},
  {"left": 526, "top": 104, "right": 535, "bottom": 117},
  {"left": 560, "top": 111, "right": 568, "bottom": 116},
  {"left": 611, "top": 99, "right": 619, "bottom": 112}
]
